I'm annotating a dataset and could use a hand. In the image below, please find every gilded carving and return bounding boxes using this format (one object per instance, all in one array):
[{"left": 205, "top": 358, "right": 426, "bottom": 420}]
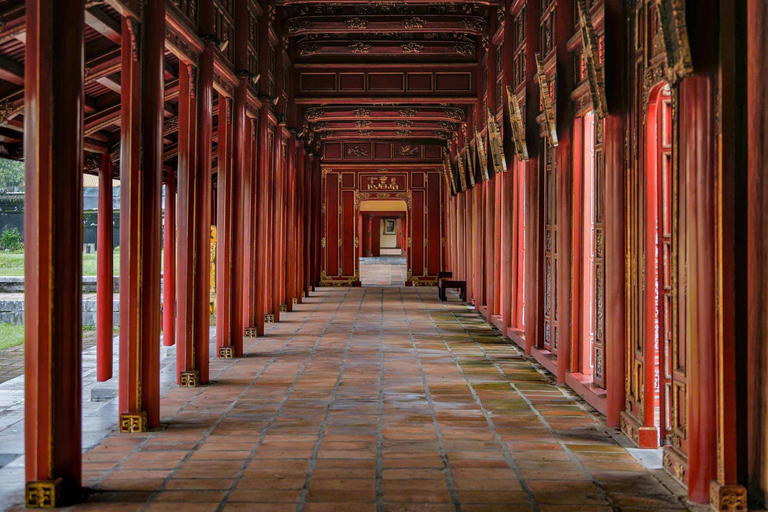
[
  {"left": 657, "top": 0, "right": 694, "bottom": 85},
  {"left": 535, "top": 54, "right": 558, "bottom": 146},
  {"left": 576, "top": 0, "right": 608, "bottom": 118},
  {"left": 355, "top": 120, "right": 373, "bottom": 128},
  {"left": 119, "top": 411, "right": 147, "bottom": 433},
  {"left": 505, "top": 86, "right": 529, "bottom": 160},
  {"left": 350, "top": 42, "right": 372, "bottom": 54},
  {"left": 396, "top": 120, "right": 413, "bottom": 128},
  {"left": 26, "top": 480, "right": 60, "bottom": 509},
  {"left": 444, "top": 107, "right": 464, "bottom": 120},
  {"left": 305, "top": 107, "right": 325, "bottom": 120},
  {"left": 474, "top": 127, "right": 489, "bottom": 182},
  {"left": 453, "top": 43, "right": 475, "bottom": 56},
  {"left": 403, "top": 17, "right": 426, "bottom": 29},
  {"left": 345, "top": 17, "right": 368, "bottom": 29},
  {"left": 352, "top": 108, "right": 372, "bottom": 117},
  {"left": 399, "top": 108, "right": 417, "bottom": 117},
  {"left": 298, "top": 43, "right": 319, "bottom": 56},
  {"left": 401, "top": 42, "right": 424, "bottom": 54},
  {"left": 285, "top": 18, "right": 310, "bottom": 33},
  {"left": 487, "top": 108, "right": 507, "bottom": 174},
  {"left": 180, "top": 369, "right": 200, "bottom": 385},
  {"left": 461, "top": 17, "right": 486, "bottom": 32}
]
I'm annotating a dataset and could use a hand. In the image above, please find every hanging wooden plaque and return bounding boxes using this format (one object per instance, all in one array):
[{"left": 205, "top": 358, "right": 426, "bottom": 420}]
[
  {"left": 576, "top": 0, "right": 608, "bottom": 117},
  {"left": 474, "top": 127, "right": 490, "bottom": 181},
  {"left": 505, "top": 85, "right": 529, "bottom": 160},
  {"left": 443, "top": 155, "right": 457, "bottom": 195},
  {"left": 536, "top": 54, "right": 558, "bottom": 146},
  {"left": 456, "top": 151, "right": 468, "bottom": 192},
  {"left": 487, "top": 108, "right": 508, "bottom": 174},
  {"left": 658, "top": 0, "right": 694, "bottom": 85}
]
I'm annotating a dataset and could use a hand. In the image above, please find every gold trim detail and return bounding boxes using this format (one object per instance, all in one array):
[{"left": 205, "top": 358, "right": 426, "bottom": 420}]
[
  {"left": 279, "top": 304, "right": 288, "bottom": 313},
  {"left": 487, "top": 109, "right": 507, "bottom": 174},
  {"left": 245, "top": 327, "right": 257, "bottom": 337},
  {"left": 658, "top": 0, "right": 694, "bottom": 85},
  {"left": 710, "top": 482, "right": 747, "bottom": 511},
  {"left": 180, "top": 370, "right": 201, "bottom": 386},
  {"left": 119, "top": 412, "right": 147, "bottom": 433},
  {"left": 265, "top": 314, "right": 275, "bottom": 323},
  {"left": 535, "top": 54, "right": 558, "bottom": 146},
  {"left": 292, "top": 298, "right": 298, "bottom": 305},
  {"left": 576, "top": 0, "right": 608, "bottom": 118},
  {"left": 26, "top": 480, "right": 60, "bottom": 509},
  {"left": 505, "top": 89, "right": 529, "bottom": 160}
]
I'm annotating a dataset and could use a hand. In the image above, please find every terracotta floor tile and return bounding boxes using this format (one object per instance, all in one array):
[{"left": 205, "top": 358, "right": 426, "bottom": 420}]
[{"left": 46, "top": 287, "right": 697, "bottom": 512}]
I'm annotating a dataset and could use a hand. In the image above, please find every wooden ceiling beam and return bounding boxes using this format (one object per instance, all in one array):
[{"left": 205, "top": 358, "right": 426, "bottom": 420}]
[
  {"left": 311, "top": 120, "right": 458, "bottom": 131},
  {"left": 297, "top": 40, "right": 476, "bottom": 58},
  {"left": 285, "top": 15, "right": 486, "bottom": 35},
  {"left": 0, "top": 55, "right": 24, "bottom": 86},
  {"left": 85, "top": 6, "right": 122, "bottom": 44},
  {"left": 301, "top": 105, "right": 467, "bottom": 122},
  {"left": 320, "top": 129, "right": 450, "bottom": 139}
]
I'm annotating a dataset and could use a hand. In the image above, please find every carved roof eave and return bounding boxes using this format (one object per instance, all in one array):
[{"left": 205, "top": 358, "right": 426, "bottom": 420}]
[{"left": 165, "top": 9, "right": 205, "bottom": 66}]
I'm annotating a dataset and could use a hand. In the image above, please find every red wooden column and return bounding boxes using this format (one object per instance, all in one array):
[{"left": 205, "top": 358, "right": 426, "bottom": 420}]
[
  {"left": 682, "top": 74, "right": 718, "bottom": 504},
  {"left": 176, "top": 61, "right": 200, "bottom": 383},
  {"left": 193, "top": 42, "right": 214, "bottom": 384},
  {"left": 163, "top": 174, "right": 176, "bottom": 348},
  {"left": 272, "top": 134, "right": 285, "bottom": 321},
  {"left": 500, "top": 163, "right": 514, "bottom": 335},
  {"left": 255, "top": 105, "right": 270, "bottom": 335},
  {"left": 302, "top": 150, "right": 314, "bottom": 296},
  {"left": 230, "top": 16, "right": 249, "bottom": 353},
  {"left": 97, "top": 155, "right": 114, "bottom": 381},
  {"left": 285, "top": 135, "right": 298, "bottom": 310},
  {"left": 118, "top": 0, "right": 166, "bottom": 432},
  {"left": 311, "top": 155, "right": 322, "bottom": 289},
  {"left": 244, "top": 118, "right": 258, "bottom": 332},
  {"left": 295, "top": 144, "right": 306, "bottom": 303},
  {"left": 603, "top": 0, "right": 627, "bottom": 429},
  {"left": 24, "top": 0, "right": 84, "bottom": 505},
  {"left": 216, "top": 97, "right": 233, "bottom": 356},
  {"left": 747, "top": 0, "right": 768, "bottom": 501}
]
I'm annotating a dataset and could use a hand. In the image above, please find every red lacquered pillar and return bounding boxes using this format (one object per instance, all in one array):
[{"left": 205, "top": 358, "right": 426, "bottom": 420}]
[
  {"left": 305, "top": 153, "right": 315, "bottom": 292},
  {"left": 118, "top": 0, "right": 165, "bottom": 432},
  {"left": 24, "top": 0, "right": 84, "bottom": 505},
  {"left": 602, "top": 0, "right": 626, "bottom": 428},
  {"left": 255, "top": 106, "right": 270, "bottom": 335},
  {"left": 295, "top": 145, "right": 306, "bottom": 303},
  {"left": 682, "top": 73, "right": 718, "bottom": 505},
  {"left": 216, "top": 97, "right": 232, "bottom": 356},
  {"left": 176, "top": 61, "right": 199, "bottom": 384},
  {"left": 500, "top": 163, "right": 514, "bottom": 334},
  {"left": 97, "top": 154, "right": 114, "bottom": 381},
  {"left": 272, "top": 135, "right": 284, "bottom": 321},
  {"left": 285, "top": 136, "right": 297, "bottom": 310},
  {"left": 163, "top": 174, "right": 176, "bottom": 347},
  {"left": 193, "top": 42, "right": 214, "bottom": 384},
  {"left": 244, "top": 118, "right": 257, "bottom": 331},
  {"left": 230, "top": 80, "right": 248, "bottom": 355},
  {"left": 313, "top": 156, "right": 323, "bottom": 289}
]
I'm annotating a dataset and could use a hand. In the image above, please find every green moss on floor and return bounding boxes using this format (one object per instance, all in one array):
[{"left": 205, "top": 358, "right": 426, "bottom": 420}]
[{"left": 0, "top": 323, "right": 24, "bottom": 350}]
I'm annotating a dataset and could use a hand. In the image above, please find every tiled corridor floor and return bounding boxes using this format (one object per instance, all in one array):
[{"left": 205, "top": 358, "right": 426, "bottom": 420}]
[
  {"left": 360, "top": 257, "right": 407, "bottom": 287},
  {"left": 6, "top": 287, "right": 696, "bottom": 512}
]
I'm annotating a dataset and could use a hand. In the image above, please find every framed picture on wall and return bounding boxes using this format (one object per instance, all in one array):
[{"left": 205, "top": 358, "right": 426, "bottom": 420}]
[{"left": 384, "top": 219, "right": 396, "bottom": 235}]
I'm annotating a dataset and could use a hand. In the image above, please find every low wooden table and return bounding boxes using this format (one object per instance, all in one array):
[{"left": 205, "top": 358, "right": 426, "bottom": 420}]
[{"left": 439, "top": 279, "right": 467, "bottom": 302}]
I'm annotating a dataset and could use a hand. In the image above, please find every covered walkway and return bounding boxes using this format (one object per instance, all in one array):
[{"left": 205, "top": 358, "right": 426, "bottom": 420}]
[{"left": 7, "top": 288, "right": 694, "bottom": 511}]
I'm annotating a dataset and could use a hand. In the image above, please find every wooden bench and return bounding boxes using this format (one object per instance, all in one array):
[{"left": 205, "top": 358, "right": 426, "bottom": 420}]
[
  {"left": 439, "top": 279, "right": 466, "bottom": 302},
  {"left": 437, "top": 271, "right": 453, "bottom": 282}
]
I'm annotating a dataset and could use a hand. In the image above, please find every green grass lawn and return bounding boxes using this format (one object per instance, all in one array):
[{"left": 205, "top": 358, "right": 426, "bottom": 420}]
[
  {"left": 0, "top": 249, "right": 123, "bottom": 276},
  {"left": 0, "top": 323, "right": 24, "bottom": 350}
]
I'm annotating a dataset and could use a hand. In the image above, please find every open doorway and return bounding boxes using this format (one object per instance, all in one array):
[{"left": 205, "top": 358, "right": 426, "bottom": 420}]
[{"left": 358, "top": 199, "right": 407, "bottom": 287}]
